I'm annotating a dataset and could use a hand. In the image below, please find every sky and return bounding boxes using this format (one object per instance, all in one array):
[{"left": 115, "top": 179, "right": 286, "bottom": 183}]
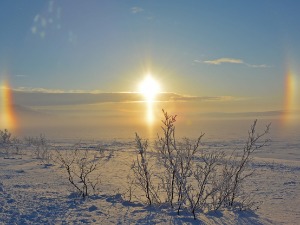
[{"left": 0, "top": 0, "right": 300, "bottom": 138}]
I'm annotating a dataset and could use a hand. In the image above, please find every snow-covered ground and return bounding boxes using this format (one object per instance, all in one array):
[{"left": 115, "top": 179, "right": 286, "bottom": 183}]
[{"left": 0, "top": 137, "right": 299, "bottom": 224}]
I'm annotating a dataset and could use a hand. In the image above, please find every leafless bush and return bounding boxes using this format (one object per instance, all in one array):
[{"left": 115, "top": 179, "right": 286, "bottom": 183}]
[
  {"left": 0, "top": 129, "right": 22, "bottom": 157},
  {"left": 132, "top": 110, "right": 270, "bottom": 219},
  {"left": 56, "top": 144, "right": 108, "bottom": 198},
  {"left": 0, "top": 129, "right": 11, "bottom": 144},
  {"left": 0, "top": 129, "right": 11, "bottom": 155},
  {"left": 10, "top": 137, "right": 23, "bottom": 155},
  {"left": 154, "top": 110, "right": 205, "bottom": 212},
  {"left": 174, "top": 138, "right": 203, "bottom": 215},
  {"left": 184, "top": 150, "right": 224, "bottom": 219},
  {"left": 25, "top": 134, "right": 53, "bottom": 166},
  {"left": 130, "top": 133, "right": 160, "bottom": 205},
  {"left": 214, "top": 120, "right": 270, "bottom": 210},
  {"left": 155, "top": 110, "right": 178, "bottom": 207}
]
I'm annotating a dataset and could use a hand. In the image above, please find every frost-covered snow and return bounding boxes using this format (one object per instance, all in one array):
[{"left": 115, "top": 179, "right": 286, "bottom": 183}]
[{"left": 0, "top": 137, "right": 299, "bottom": 224}]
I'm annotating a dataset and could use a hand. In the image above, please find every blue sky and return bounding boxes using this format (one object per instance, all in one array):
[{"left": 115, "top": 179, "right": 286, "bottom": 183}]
[
  {"left": 1, "top": 0, "right": 300, "bottom": 138},
  {"left": 1, "top": 0, "right": 300, "bottom": 107}
]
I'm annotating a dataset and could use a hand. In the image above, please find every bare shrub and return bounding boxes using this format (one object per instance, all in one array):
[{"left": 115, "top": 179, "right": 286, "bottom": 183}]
[
  {"left": 0, "top": 129, "right": 22, "bottom": 157},
  {"left": 184, "top": 150, "right": 224, "bottom": 219},
  {"left": 10, "top": 137, "right": 23, "bottom": 155},
  {"left": 0, "top": 129, "right": 11, "bottom": 144},
  {"left": 25, "top": 134, "right": 53, "bottom": 166},
  {"left": 130, "top": 133, "right": 160, "bottom": 205},
  {"left": 154, "top": 110, "right": 178, "bottom": 207},
  {"left": 214, "top": 120, "right": 270, "bottom": 210},
  {"left": 0, "top": 129, "right": 11, "bottom": 155},
  {"left": 132, "top": 110, "right": 270, "bottom": 219},
  {"left": 153, "top": 110, "right": 206, "bottom": 213},
  {"left": 56, "top": 143, "right": 108, "bottom": 198}
]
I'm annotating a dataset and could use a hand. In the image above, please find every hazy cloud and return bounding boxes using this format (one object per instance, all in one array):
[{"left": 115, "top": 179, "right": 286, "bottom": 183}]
[
  {"left": 14, "top": 87, "right": 99, "bottom": 94},
  {"left": 12, "top": 88, "right": 235, "bottom": 107},
  {"left": 30, "top": 1, "right": 63, "bottom": 39},
  {"left": 246, "top": 64, "right": 269, "bottom": 68},
  {"left": 68, "top": 31, "right": 77, "bottom": 44},
  {"left": 203, "top": 58, "right": 243, "bottom": 65},
  {"left": 33, "top": 14, "right": 39, "bottom": 23},
  {"left": 131, "top": 6, "right": 144, "bottom": 14},
  {"left": 31, "top": 26, "right": 37, "bottom": 34},
  {"left": 160, "top": 93, "right": 234, "bottom": 102},
  {"left": 199, "top": 110, "right": 284, "bottom": 118},
  {"left": 198, "top": 57, "right": 270, "bottom": 68},
  {"left": 40, "top": 31, "right": 46, "bottom": 39},
  {"left": 41, "top": 18, "right": 47, "bottom": 27},
  {"left": 48, "top": 0, "right": 54, "bottom": 13}
]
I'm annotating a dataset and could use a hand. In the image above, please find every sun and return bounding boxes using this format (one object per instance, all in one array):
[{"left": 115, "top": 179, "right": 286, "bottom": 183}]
[{"left": 139, "top": 74, "right": 161, "bottom": 101}]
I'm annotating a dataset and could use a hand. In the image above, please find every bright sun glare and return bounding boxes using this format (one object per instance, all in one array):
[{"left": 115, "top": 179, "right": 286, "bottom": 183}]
[{"left": 139, "top": 74, "right": 160, "bottom": 102}]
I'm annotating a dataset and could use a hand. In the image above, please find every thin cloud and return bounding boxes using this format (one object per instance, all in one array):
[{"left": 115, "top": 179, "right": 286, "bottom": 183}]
[
  {"left": 203, "top": 58, "right": 243, "bottom": 65},
  {"left": 245, "top": 63, "right": 269, "bottom": 68},
  {"left": 160, "top": 93, "right": 235, "bottom": 102},
  {"left": 12, "top": 88, "right": 236, "bottom": 107},
  {"left": 31, "top": 26, "right": 37, "bottom": 34},
  {"left": 131, "top": 6, "right": 144, "bottom": 14},
  {"left": 13, "top": 87, "right": 102, "bottom": 94},
  {"left": 199, "top": 110, "right": 284, "bottom": 118},
  {"left": 198, "top": 57, "right": 270, "bottom": 68}
]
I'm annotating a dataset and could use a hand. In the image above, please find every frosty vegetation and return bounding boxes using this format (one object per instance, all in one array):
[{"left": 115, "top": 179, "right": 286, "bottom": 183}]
[
  {"left": 55, "top": 143, "right": 110, "bottom": 198},
  {"left": 24, "top": 134, "right": 52, "bottom": 166},
  {"left": 0, "top": 109, "right": 271, "bottom": 221},
  {"left": 129, "top": 110, "right": 270, "bottom": 219},
  {"left": 0, "top": 129, "right": 23, "bottom": 157}
]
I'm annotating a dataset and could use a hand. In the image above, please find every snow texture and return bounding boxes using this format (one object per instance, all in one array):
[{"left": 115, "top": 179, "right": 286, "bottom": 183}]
[{"left": 0, "top": 138, "right": 299, "bottom": 224}]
